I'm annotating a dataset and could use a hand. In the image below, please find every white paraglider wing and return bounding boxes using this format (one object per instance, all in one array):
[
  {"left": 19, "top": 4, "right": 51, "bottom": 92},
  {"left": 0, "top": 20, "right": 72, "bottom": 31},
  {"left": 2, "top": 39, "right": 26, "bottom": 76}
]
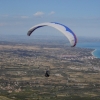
[{"left": 27, "top": 22, "right": 77, "bottom": 47}]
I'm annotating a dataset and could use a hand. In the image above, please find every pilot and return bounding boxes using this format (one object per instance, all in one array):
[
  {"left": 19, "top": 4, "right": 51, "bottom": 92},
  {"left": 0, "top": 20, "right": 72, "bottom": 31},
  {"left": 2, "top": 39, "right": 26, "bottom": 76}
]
[{"left": 45, "top": 70, "right": 50, "bottom": 77}]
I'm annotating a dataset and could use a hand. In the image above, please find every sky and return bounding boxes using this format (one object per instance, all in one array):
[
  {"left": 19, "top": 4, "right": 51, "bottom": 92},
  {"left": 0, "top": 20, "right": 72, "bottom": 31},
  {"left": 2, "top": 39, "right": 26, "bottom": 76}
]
[{"left": 0, "top": 0, "right": 100, "bottom": 38}]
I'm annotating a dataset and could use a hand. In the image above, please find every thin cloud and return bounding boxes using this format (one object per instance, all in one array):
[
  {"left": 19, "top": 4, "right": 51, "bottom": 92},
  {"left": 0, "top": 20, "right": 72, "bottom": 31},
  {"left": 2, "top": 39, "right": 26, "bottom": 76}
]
[
  {"left": 0, "top": 23, "right": 7, "bottom": 26},
  {"left": 0, "top": 15, "right": 9, "bottom": 17},
  {"left": 34, "top": 12, "right": 44, "bottom": 17},
  {"left": 49, "top": 11, "right": 55, "bottom": 15},
  {"left": 21, "top": 16, "right": 29, "bottom": 19}
]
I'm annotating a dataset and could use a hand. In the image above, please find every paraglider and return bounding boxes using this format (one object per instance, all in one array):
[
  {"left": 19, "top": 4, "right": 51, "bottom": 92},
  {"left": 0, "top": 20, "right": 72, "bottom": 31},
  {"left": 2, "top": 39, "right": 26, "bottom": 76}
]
[
  {"left": 27, "top": 22, "right": 77, "bottom": 77},
  {"left": 27, "top": 22, "right": 77, "bottom": 47}
]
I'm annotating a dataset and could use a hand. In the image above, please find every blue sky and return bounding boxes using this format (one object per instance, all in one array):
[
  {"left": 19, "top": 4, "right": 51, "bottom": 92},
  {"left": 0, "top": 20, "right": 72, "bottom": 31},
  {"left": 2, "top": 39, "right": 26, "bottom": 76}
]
[{"left": 0, "top": 0, "right": 100, "bottom": 37}]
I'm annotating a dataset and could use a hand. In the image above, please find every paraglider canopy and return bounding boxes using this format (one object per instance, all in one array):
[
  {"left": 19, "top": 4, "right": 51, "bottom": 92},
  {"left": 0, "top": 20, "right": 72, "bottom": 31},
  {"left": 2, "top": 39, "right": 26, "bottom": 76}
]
[{"left": 27, "top": 22, "right": 77, "bottom": 47}]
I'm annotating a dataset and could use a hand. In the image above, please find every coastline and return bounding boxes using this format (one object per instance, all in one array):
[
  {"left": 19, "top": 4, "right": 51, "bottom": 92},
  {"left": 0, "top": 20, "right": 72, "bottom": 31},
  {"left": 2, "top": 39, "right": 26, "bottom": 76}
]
[
  {"left": 77, "top": 42, "right": 100, "bottom": 59},
  {"left": 91, "top": 49, "right": 97, "bottom": 58}
]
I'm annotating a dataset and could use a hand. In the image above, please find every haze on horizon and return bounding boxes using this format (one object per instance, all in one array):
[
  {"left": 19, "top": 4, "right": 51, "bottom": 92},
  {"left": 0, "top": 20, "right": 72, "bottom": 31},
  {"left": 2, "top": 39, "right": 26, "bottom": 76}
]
[{"left": 0, "top": 0, "right": 100, "bottom": 38}]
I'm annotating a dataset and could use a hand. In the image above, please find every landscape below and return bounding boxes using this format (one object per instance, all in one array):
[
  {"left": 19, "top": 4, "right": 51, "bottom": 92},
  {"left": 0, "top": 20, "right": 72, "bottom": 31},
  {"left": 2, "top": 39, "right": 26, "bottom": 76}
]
[{"left": 0, "top": 41, "right": 100, "bottom": 100}]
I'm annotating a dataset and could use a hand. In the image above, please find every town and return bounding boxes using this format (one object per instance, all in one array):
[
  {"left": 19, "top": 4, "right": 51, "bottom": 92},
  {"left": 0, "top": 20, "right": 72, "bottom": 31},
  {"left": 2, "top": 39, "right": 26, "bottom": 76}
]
[{"left": 0, "top": 41, "right": 100, "bottom": 100}]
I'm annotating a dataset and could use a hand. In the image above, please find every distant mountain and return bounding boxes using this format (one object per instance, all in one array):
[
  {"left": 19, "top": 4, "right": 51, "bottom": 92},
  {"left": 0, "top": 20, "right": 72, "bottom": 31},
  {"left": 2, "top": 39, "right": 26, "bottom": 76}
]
[
  {"left": 0, "top": 34, "right": 100, "bottom": 44},
  {"left": 77, "top": 36, "right": 100, "bottom": 42}
]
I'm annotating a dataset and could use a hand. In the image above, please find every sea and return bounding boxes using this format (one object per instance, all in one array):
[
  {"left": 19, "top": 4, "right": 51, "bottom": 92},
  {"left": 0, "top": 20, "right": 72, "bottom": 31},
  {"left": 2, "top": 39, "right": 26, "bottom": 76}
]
[{"left": 76, "top": 42, "right": 100, "bottom": 58}]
